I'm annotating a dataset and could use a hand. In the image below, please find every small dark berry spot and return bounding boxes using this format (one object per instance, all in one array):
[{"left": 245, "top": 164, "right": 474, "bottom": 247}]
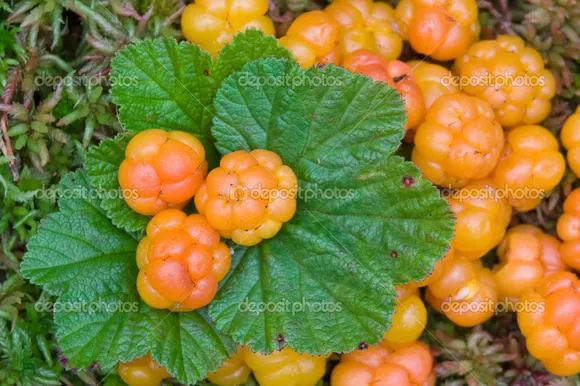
[
  {"left": 402, "top": 176, "right": 414, "bottom": 188},
  {"left": 393, "top": 74, "right": 408, "bottom": 83},
  {"left": 358, "top": 342, "right": 368, "bottom": 350},
  {"left": 390, "top": 250, "right": 398, "bottom": 258},
  {"left": 276, "top": 334, "right": 286, "bottom": 347}
]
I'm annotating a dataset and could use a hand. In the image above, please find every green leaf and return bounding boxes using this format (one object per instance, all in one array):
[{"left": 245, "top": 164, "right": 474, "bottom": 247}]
[
  {"left": 55, "top": 287, "right": 234, "bottom": 384},
  {"left": 110, "top": 38, "right": 218, "bottom": 164},
  {"left": 211, "top": 29, "right": 292, "bottom": 85},
  {"left": 21, "top": 171, "right": 235, "bottom": 384},
  {"left": 209, "top": 59, "right": 454, "bottom": 354},
  {"left": 20, "top": 171, "right": 138, "bottom": 295},
  {"left": 85, "top": 135, "right": 148, "bottom": 235},
  {"left": 110, "top": 33, "right": 291, "bottom": 167}
]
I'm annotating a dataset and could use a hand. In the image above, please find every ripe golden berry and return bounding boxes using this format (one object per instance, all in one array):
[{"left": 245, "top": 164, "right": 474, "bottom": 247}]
[
  {"left": 244, "top": 347, "right": 327, "bottom": 386},
  {"left": 447, "top": 179, "right": 512, "bottom": 260},
  {"left": 181, "top": 0, "right": 275, "bottom": 56},
  {"left": 195, "top": 149, "right": 298, "bottom": 246},
  {"left": 557, "top": 188, "right": 580, "bottom": 270},
  {"left": 136, "top": 209, "right": 231, "bottom": 311},
  {"left": 407, "top": 61, "right": 459, "bottom": 110},
  {"left": 517, "top": 272, "right": 580, "bottom": 376},
  {"left": 426, "top": 258, "right": 498, "bottom": 327},
  {"left": 396, "top": 0, "right": 479, "bottom": 61},
  {"left": 412, "top": 93, "right": 504, "bottom": 188},
  {"left": 331, "top": 340, "right": 434, "bottom": 386},
  {"left": 326, "top": 0, "right": 402, "bottom": 62},
  {"left": 279, "top": 10, "right": 340, "bottom": 68},
  {"left": 561, "top": 106, "right": 580, "bottom": 177},
  {"left": 492, "top": 125, "right": 565, "bottom": 212},
  {"left": 118, "top": 129, "right": 207, "bottom": 216},
  {"left": 117, "top": 354, "right": 170, "bottom": 386},
  {"left": 454, "top": 35, "right": 556, "bottom": 127},
  {"left": 207, "top": 347, "right": 251, "bottom": 386},
  {"left": 383, "top": 286, "right": 427, "bottom": 345},
  {"left": 494, "top": 224, "right": 568, "bottom": 299}
]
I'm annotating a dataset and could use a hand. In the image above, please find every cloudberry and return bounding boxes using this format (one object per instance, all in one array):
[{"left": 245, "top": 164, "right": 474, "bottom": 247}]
[
  {"left": 384, "top": 285, "right": 427, "bottom": 345},
  {"left": 494, "top": 224, "right": 568, "bottom": 300},
  {"left": 557, "top": 188, "right": 580, "bottom": 270},
  {"left": 117, "top": 354, "right": 170, "bottom": 386},
  {"left": 118, "top": 129, "right": 207, "bottom": 216},
  {"left": 396, "top": 0, "right": 480, "bottom": 61},
  {"left": 560, "top": 106, "right": 580, "bottom": 177},
  {"left": 492, "top": 125, "right": 565, "bottom": 212},
  {"left": 426, "top": 258, "right": 498, "bottom": 327},
  {"left": 517, "top": 272, "right": 580, "bottom": 376},
  {"left": 325, "top": 0, "right": 402, "bottom": 62},
  {"left": 447, "top": 179, "right": 512, "bottom": 260},
  {"left": 136, "top": 209, "right": 231, "bottom": 311},
  {"left": 244, "top": 347, "right": 327, "bottom": 386},
  {"left": 331, "top": 340, "right": 435, "bottom": 386},
  {"left": 412, "top": 93, "right": 504, "bottom": 188},
  {"left": 454, "top": 35, "right": 556, "bottom": 127},
  {"left": 181, "top": 0, "right": 275, "bottom": 56},
  {"left": 195, "top": 149, "right": 298, "bottom": 246},
  {"left": 407, "top": 61, "right": 459, "bottom": 110},
  {"left": 279, "top": 10, "right": 340, "bottom": 68},
  {"left": 207, "top": 347, "right": 251, "bottom": 386}
]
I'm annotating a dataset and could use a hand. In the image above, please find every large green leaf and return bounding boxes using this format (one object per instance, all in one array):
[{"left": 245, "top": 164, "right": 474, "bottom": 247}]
[
  {"left": 111, "top": 38, "right": 217, "bottom": 163},
  {"left": 20, "top": 172, "right": 138, "bottom": 295},
  {"left": 110, "top": 33, "right": 292, "bottom": 167},
  {"left": 209, "top": 59, "right": 454, "bottom": 353},
  {"left": 21, "top": 171, "right": 235, "bottom": 384}
]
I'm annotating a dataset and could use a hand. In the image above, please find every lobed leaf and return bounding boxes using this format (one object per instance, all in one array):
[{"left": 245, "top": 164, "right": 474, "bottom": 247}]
[
  {"left": 209, "top": 59, "right": 454, "bottom": 353},
  {"left": 22, "top": 171, "right": 234, "bottom": 384}
]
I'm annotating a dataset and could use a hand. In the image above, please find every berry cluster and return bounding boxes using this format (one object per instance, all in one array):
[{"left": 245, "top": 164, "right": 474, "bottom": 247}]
[
  {"left": 517, "top": 272, "right": 580, "bottom": 376},
  {"left": 208, "top": 346, "right": 327, "bottom": 386},
  {"left": 412, "top": 94, "right": 504, "bottom": 187},
  {"left": 454, "top": 35, "right": 556, "bottom": 127},
  {"left": 120, "top": 130, "right": 297, "bottom": 312},
  {"left": 181, "top": 0, "right": 274, "bottom": 55},
  {"left": 136, "top": 209, "right": 231, "bottom": 311},
  {"left": 557, "top": 189, "right": 580, "bottom": 270},
  {"left": 118, "top": 130, "right": 207, "bottom": 216},
  {"left": 494, "top": 225, "right": 567, "bottom": 300},
  {"left": 195, "top": 149, "right": 298, "bottom": 246},
  {"left": 332, "top": 340, "right": 435, "bottom": 386},
  {"left": 561, "top": 107, "right": 580, "bottom": 177},
  {"left": 396, "top": 0, "right": 480, "bottom": 60},
  {"left": 280, "top": 0, "right": 402, "bottom": 68},
  {"left": 117, "top": 354, "right": 170, "bottom": 386}
]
